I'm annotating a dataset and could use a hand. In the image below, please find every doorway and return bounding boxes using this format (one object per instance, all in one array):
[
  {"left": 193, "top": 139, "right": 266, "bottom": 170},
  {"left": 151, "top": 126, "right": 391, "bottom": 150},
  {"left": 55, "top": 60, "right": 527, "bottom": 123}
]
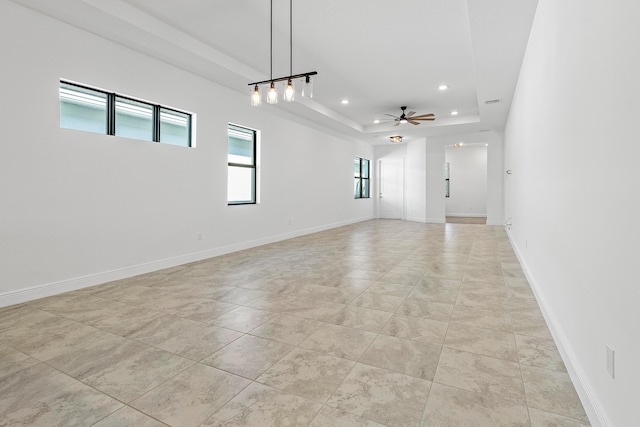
[
  {"left": 378, "top": 158, "right": 404, "bottom": 219},
  {"left": 444, "top": 144, "right": 488, "bottom": 224}
]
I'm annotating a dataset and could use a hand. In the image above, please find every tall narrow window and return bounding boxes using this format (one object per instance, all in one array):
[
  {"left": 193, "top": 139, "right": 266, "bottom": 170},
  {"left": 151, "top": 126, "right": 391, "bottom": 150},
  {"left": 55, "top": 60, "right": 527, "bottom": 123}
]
[
  {"left": 354, "top": 157, "right": 370, "bottom": 199},
  {"left": 228, "top": 124, "right": 257, "bottom": 205},
  {"left": 445, "top": 162, "right": 450, "bottom": 197}
]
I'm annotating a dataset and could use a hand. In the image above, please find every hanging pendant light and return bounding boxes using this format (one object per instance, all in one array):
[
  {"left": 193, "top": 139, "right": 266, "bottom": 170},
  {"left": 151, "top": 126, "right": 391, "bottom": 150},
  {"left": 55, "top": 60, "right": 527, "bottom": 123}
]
[
  {"left": 250, "top": 85, "right": 261, "bottom": 106},
  {"left": 249, "top": 0, "right": 317, "bottom": 106},
  {"left": 284, "top": 79, "right": 295, "bottom": 102},
  {"left": 267, "top": 81, "right": 278, "bottom": 104},
  {"left": 301, "top": 75, "right": 313, "bottom": 98}
]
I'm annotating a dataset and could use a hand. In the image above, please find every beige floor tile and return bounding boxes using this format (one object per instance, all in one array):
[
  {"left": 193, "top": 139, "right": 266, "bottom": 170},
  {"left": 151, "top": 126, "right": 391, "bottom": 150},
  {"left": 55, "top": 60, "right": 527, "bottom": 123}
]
[
  {"left": 88, "top": 305, "right": 166, "bottom": 337},
  {"left": 359, "top": 334, "right": 441, "bottom": 380},
  {"left": 397, "top": 298, "right": 454, "bottom": 322},
  {"left": 521, "top": 365, "right": 589, "bottom": 423},
  {"left": 508, "top": 298, "right": 544, "bottom": 317},
  {"left": 127, "top": 314, "right": 242, "bottom": 360},
  {"left": 421, "top": 382, "right": 530, "bottom": 426},
  {"left": 0, "top": 344, "right": 40, "bottom": 378},
  {"left": 366, "top": 281, "right": 415, "bottom": 297},
  {"left": 412, "top": 282, "right": 461, "bottom": 302},
  {"left": 0, "top": 220, "right": 586, "bottom": 426},
  {"left": 327, "top": 363, "right": 432, "bottom": 427},
  {"left": 512, "top": 314, "right": 554, "bottom": 340},
  {"left": 456, "top": 290, "right": 510, "bottom": 310},
  {"left": 299, "top": 324, "right": 376, "bottom": 361},
  {"left": 1, "top": 382, "right": 122, "bottom": 426},
  {"left": 165, "top": 298, "right": 238, "bottom": 323},
  {"left": 93, "top": 406, "right": 166, "bottom": 427},
  {"left": 82, "top": 347, "right": 194, "bottom": 402},
  {"left": 201, "top": 382, "right": 321, "bottom": 426},
  {"left": 444, "top": 323, "right": 518, "bottom": 361},
  {"left": 202, "top": 334, "right": 293, "bottom": 380},
  {"left": 434, "top": 347, "right": 526, "bottom": 405},
  {"left": 309, "top": 406, "right": 386, "bottom": 426},
  {"left": 131, "top": 364, "right": 250, "bottom": 427},
  {"left": 528, "top": 407, "right": 591, "bottom": 426},
  {"left": 322, "top": 305, "right": 392, "bottom": 333},
  {"left": 249, "top": 314, "right": 319, "bottom": 345},
  {"left": 0, "top": 362, "right": 76, "bottom": 417},
  {"left": 418, "top": 276, "right": 461, "bottom": 289},
  {"left": 516, "top": 334, "right": 567, "bottom": 372},
  {"left": 380, "top": 314, "right": 448, "bottom": 345},
  {"left": 209, "top": 306, "right": 276, "bottom": 332},
  {"left": 257, "top": 347, "right": 355, "bottom": 402},
  {"left": 350, "top": 291, "right": 405, "bottom": 313},
  {"left": 450, "top": 304, "right": 513, "bottom": 332},
  {"left": 0, "top": 316, "right": 98, "bottom": 361},
  {"left": 46, "top": 333, "right": 149, "bottom": 379}
]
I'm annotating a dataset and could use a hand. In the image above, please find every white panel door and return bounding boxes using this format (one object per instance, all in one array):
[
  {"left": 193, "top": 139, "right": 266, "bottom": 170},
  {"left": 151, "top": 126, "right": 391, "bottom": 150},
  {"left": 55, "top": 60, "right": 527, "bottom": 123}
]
[{"left": 379, "top": 158, "right": 404, "bottom": 219}]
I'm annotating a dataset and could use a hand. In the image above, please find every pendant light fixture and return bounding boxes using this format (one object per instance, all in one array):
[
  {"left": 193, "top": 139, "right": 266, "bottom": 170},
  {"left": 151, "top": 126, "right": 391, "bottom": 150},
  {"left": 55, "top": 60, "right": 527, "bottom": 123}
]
[
  {"left": 249, "top": 0, "right": 317, "bottom": 106},
  {"left": 390, "top": 135, "right": 403, "bottom": 143}
]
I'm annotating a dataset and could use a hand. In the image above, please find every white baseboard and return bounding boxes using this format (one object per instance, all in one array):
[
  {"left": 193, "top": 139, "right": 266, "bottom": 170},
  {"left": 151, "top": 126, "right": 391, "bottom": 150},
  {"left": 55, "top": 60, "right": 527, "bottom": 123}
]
[
  {"left": 0, "top": 216, "right": 374, "bottom": 308},
  {"left": 506, "top": 229, "right": 611, "bottom": 427},
  {"left": 445, "top": 213, "right": 488, "bottom": 218}
]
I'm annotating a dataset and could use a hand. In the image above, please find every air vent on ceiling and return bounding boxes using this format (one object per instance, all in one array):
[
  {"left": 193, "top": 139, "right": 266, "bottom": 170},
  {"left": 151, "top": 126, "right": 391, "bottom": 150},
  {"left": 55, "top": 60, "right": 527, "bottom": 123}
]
[{"left": 485, "top": 99, "right": 501, "bottom": 105}]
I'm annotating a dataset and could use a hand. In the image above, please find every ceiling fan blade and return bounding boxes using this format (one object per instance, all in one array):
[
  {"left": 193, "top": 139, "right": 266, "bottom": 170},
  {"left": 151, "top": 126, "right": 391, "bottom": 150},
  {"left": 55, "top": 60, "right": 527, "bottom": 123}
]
[
  {"left": 394, "top": 121, "right": 400, "bottom": 127},
  {"left": 411, "top": 113, "right": 435, "bottom": 118},
  {"left": 406, "top": 111, "right": 416, "bottom": 118},
  {"left": 413, "top": 117, "right": 436, "bottom": 121},
  {"left": 408, "top": 119, "right": 420, "bottom": 125},
  {"left": 384, "top": 114, "right": 400, "bottom": 119}
]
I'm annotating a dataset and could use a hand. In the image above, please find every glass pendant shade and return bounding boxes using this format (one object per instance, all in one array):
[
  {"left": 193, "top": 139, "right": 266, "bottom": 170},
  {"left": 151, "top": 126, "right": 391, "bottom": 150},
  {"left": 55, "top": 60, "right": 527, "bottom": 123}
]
[
  {"left": 267, "top": 82, "right": 278, "bottom": 104},
  {"left": 250, "top": 85, "right": 261, "bottom": 107},
  {"left": 301, "top": 75, "right": 313, "bottom": 98},
  {"left": 284, "top": 79, "right": 295, "bottom": 102}
]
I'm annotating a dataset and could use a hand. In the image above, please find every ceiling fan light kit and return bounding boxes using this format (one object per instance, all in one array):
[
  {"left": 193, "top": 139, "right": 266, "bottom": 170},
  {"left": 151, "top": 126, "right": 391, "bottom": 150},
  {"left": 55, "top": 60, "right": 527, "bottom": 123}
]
[{"left": 249, "top": 0, "right": 317, "bottom": 106}]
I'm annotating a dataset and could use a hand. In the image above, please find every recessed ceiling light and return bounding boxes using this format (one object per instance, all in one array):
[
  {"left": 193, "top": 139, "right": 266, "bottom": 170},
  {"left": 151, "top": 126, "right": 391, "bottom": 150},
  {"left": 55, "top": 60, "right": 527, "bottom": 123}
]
[
  {"left": 341, "top": 99, "right": 349, "bottom": 105},
  {"left": 438, "top": 85, "right": 449, "bottom": 91},
  {"left": 373, "top": 119, "right": 380, "bottom": 124},
  {"left": 451, "top": 110, "right": 458, "bottom": 116}
]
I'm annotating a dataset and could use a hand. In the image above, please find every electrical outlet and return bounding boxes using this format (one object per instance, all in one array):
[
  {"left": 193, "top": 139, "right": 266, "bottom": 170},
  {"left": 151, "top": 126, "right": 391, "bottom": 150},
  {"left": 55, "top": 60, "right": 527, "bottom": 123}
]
[{"left": 606, "top": 345, "right": 615, "bottom": 379}]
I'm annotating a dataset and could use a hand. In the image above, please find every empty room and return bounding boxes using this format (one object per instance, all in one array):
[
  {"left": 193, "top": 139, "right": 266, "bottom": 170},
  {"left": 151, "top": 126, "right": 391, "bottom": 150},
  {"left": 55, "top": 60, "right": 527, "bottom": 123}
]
[{"left": 0, "top": 0, "right": 637, "bottom": 426}]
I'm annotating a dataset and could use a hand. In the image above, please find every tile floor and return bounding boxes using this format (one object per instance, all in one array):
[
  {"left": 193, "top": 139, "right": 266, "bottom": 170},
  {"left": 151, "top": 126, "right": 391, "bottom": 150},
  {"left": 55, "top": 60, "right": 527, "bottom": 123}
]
[{"left": 0, "top": 220, "right": 590, "bottom": 426}]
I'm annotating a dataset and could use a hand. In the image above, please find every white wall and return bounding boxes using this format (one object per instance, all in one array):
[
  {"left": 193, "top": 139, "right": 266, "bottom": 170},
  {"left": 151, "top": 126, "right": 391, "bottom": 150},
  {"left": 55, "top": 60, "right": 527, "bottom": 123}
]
[
  {"left": 445, "top": 144, "right": 487, "bottom": 217},
  {"left": 406, "top": 139, "right": 427, "bottom": 222},
  {"left": 504, "top": 0, "right": 640, "bottom": 425},
  {"left": 0, "top": 2, "right": 374, "bottom": 306}
]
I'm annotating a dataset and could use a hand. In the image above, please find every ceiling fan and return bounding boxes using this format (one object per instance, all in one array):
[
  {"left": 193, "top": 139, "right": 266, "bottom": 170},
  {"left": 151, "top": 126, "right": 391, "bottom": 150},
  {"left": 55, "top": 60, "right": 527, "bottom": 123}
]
[{"left": 384, "top": 106, "right": 435, "bottom": 126}]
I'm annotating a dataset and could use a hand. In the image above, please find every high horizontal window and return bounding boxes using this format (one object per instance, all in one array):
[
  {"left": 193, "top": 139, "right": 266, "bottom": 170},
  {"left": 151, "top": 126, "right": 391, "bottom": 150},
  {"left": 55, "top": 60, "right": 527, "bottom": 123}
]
[
  {"left": 354, "top": 157, "right": 370, "bottom": 199},
  {"left": 59, "top": 81, "right": 192, "bottom": 147},
  {"left": 228, "top": 124, "right": 257, "bottom": 205}
]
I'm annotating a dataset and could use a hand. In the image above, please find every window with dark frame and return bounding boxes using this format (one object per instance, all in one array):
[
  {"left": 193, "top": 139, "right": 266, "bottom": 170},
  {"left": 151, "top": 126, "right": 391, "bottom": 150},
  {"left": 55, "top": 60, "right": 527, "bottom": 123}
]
[
  {"left": 59, "top": 80, "right": 192, "bottom": 147},
  {"left": 354, "top": 157, "right": 370, "bottom": 199},
  {"left": 228, "top": 124, "right": 257, "bottom": 205},
  {"left": 445, "top": 162, "right": 450, "bottom": 198}
]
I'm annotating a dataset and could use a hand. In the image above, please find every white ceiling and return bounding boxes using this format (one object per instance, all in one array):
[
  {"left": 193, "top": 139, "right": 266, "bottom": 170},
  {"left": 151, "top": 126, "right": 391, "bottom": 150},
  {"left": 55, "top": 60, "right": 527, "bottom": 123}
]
[{"left": 13, "top": 0, "right": 539, "bottom": 144}]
